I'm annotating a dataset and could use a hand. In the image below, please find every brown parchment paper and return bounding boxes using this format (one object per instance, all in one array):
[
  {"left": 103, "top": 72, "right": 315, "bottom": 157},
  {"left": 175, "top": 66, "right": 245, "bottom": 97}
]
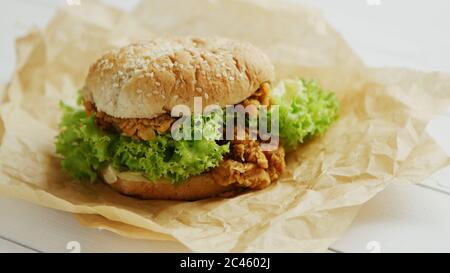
[{"left": 1, "top": 0, "right": 449, "bottom": 252}]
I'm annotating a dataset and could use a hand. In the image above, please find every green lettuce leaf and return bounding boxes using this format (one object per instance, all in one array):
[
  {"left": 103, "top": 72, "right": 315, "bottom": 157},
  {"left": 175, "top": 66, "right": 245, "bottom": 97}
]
[
  {"left": 55, "top": 103, "right": 112, "bottom": 182},
  {"left": 56, "top": 78, "right": 338, "bottom": 183},
  {"left": 111, "top": 134, "right": 229, "bottom": 183},
  {"left": 55, "top": 103, "right": 229, "bottom": 183},
  {"left": 271, "top": 79, "right": 339, "bottom": 150}
]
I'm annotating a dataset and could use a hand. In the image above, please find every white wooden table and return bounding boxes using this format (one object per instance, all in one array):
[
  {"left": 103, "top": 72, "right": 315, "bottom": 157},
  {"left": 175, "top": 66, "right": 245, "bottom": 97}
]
[{"left": 1, "top": 0, "right": 450, "bottom": 253}]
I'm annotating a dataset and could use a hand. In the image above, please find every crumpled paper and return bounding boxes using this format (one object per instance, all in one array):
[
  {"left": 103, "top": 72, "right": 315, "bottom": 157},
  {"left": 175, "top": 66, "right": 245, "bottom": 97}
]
[{"left": 0, "top": 0, "right": 449, "bottom": 252}]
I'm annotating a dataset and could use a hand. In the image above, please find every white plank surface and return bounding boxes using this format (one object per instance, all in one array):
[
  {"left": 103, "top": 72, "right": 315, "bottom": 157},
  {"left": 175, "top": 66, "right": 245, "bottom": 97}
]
[
  {"left": 333, "top": 182, "right": 450, "bottom": 253},
  {"left": 1, "top": 0, "right": 450, "bottom": 253},
  {"left": 300, "top": 0, "right": 450, "bottom": 73},
  {"left": 0, "top": 237, "right": 37, "bottom": 253},
  {"left": 0, "top": 197, "right": 190, "bottom": 253}
]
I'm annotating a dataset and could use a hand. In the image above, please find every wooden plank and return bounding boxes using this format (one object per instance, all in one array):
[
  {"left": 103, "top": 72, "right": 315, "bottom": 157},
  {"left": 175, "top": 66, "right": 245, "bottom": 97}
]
[
  {"left": 419, "top": 166, "right": 450, "bottom": 195},
  {"left": 331, "top": 183, "right": 450, "bottom": 252},
  {"left": 0, "top": 0, "right": 140, "bottom": 83},
  {"left": 2, "top": 183, "right": 450, "bottom": 253},
  {"left": 421, "top": 112, "right": 450, "bottom": 194},
  {"left": 0, "top": 197, "right": 190, "bottom": 253},
  {"left": 298, "top": 0, "right": 450, "bottom": 72},
  {"left": 1, "top": 1, "right": 58, "bottom": 83},
  {"left": 0, "top": 237, "right": 37, "bottom": 253}
]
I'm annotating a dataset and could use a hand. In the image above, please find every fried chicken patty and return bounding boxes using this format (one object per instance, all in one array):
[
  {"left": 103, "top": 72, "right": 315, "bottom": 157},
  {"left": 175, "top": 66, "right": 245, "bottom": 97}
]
[
  {"left": 108, "top": 143, "right": 285, "bottom": 201},
  {"left": 84, "top": 83, "right": 271, "bottom": 141},
  {"left": 85, "top": 83, "right": 284, "bottom": 191},
  {"left": 213, "top": 144, "right": 285, "bottom": 190},
  {"left": 84, "top": 101, "right": 176, "bottom": 141}
]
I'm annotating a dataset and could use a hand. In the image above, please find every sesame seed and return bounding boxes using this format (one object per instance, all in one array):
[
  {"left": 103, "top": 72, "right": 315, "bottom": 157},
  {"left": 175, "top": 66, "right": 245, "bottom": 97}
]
[
  {"left": 204, "top": 93, "right": 209, "bottom": 99},
  {"left": 136, "top": 89, "right": 143, "bottom": 94},
  {"left": 196, "top": 87, "right": 203, "bottom": 93},
  {"left": 155, "top": 82, "right": 161, "bottom": 87},
  {"left": 229, "top": 76, "right": 235, "bottom": 81}
]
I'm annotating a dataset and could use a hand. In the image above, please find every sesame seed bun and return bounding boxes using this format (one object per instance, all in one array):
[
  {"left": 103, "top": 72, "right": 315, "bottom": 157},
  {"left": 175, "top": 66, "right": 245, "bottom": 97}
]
[{"left": 83, "top": 37, "right": 275, "bottom": 118}]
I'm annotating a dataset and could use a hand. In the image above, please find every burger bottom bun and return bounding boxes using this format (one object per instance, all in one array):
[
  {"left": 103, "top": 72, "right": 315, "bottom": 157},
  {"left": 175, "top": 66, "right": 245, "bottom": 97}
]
[{"left": 104, "top": 173, "right": 240, "bottom": 201}]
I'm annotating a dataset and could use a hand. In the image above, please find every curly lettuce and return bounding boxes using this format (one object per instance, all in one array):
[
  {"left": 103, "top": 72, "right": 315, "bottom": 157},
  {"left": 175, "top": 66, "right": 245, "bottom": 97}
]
[
  {"left": 56, "top": 78, "right": 338, "bottom": 183},
  {"left": 55, "top": 103, "right": 229, "bottom": 183},
  {"left": 271, "top": 79, "right": 339, "bottom": 150}
]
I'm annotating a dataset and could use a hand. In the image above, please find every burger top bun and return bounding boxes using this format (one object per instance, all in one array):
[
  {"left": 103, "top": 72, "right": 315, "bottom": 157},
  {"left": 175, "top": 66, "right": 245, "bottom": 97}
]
[{"left": 83, "top": 37, "right": 275, "bottom": 118}]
